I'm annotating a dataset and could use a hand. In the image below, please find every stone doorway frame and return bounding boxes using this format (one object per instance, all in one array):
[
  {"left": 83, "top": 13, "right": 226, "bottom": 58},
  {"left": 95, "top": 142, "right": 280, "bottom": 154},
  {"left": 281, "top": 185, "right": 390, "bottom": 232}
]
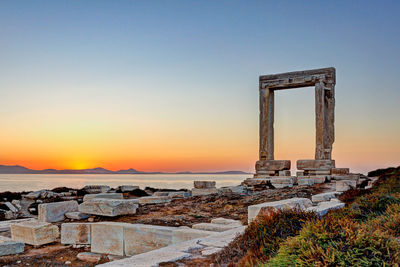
[{"left": 255, "top": 67, "right": 336, "bottom": 177}]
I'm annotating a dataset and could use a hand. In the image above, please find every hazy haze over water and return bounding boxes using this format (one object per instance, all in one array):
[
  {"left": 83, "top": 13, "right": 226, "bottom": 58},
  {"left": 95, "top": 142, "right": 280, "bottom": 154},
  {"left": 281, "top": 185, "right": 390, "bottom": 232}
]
[{"left": 0, "top": 174, "right": 248, "bottom": 192}]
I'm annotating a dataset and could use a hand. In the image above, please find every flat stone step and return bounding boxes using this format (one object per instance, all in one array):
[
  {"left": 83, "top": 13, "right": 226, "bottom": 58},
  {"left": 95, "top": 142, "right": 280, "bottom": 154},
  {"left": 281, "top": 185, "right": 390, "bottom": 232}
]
[{"left": 192, "top": 222, "right": 241, "bottom": 232}]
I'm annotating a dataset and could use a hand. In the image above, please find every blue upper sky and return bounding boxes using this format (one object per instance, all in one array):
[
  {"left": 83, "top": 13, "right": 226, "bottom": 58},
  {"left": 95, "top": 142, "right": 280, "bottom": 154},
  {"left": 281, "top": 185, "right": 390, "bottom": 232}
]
[{"left": 0, "top": 1, "right": 399, "bottom": 173}]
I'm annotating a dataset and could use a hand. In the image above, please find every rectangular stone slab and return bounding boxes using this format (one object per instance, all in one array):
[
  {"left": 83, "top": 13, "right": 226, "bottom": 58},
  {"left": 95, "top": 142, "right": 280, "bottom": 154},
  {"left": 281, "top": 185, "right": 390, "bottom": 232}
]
[
  {"left": 248, "top": 198, "right": 312, "bottom": 223},
  {"left": 171, "top": 228, "right": 214, "bottom": 244},
  {"left": 61, "top": 223, "right": 91, "bottom": 245},
  {"left": 83, "top": 193, "right": 123, "bottom": 202},
  {"left": 0, "top": 236, "right": 24, "bottom": 256},
  {"left": 331, "top": 168, "right": 350, "bottom": 175},
  {"left": 38, "top": 200, "right": 78, "bottom": 222},
  {"left": 296, "top": 159, "right": 335, "bottom": 170},
  {"left": 11, "top": 220, "right": 59, "bottom": 246},
  {"left": 256, "top": 160, "right": 290, "bottom": 171},
  {"left": 78, "top": 198, "right": 138, "bottom": 217},
  {"left": 124, "top": 224, "right": 176, "bottom": 256},
  {"left": 191, "top": 188, "right": 218, "bottom": 196},
  {"left": 91, "top": 222, "right": 125, "bottom": 256}
]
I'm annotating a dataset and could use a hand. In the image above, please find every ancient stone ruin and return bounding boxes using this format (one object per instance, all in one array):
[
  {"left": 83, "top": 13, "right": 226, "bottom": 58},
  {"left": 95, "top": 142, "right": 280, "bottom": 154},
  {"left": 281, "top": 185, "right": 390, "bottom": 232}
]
[{"left": 244, "top": 67, "right": 356, "bottom": 189}]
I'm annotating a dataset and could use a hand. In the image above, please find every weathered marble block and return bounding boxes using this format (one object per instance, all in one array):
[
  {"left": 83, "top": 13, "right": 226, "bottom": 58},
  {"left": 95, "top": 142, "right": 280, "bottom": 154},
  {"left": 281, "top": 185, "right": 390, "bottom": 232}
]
[
  {"left": 312, "top": 192, "right": 342, "bottom": 203},
  {"left": 65, "top": 211, "right": 90, "bottom": 220},
  {"left": 11, "top": 220, "right": 59, "bottom": 246},
  {"left": 297, "top": 178, "right": 315, "bottom": 186},
  {"left": 256, "top": 160, "right": 291, "bottom": 171},
  {"left": 61, "top": 223, "right": 91, "bottom": 245},
  {"left": 138, "top": 196, "right": 171, "bottom": 204},
  {"left": 191, "top": 188, "right": 218, "bottom": 196},
  {"left": 194, "top": 181, "right": 216, "bottom": 189},
  {"left": 124, "top": 224, "right": 175, "bottom": 256},
  {"left": 306, "top": 200, "right": 345, "bottom": 216},
  {"left": 278, "top": 170, "right": 291, "bottom": 176},
  {"left": 83, "top": 193, "right": 123, "bottom": 202},
  {"left": 38, "top": 200, "right": 78, "bottom": 222},
  {"left": 192, "top": 222, "right": 241, "bottom": 232},
  {"left": 248, "top": 198, "right": 313, "bottom": 223},
  {"left": 83, "top": 185, "right": 110, "bottom": 194},
  {"left": 171, "top": 227, "right": 213, "bottom": 243},
  {"left": 78, "top": 198, "right": 138, "bottom": 217},
  {"left": 0, "top": 236, "right": 24, "bottom": 256},
  {"left": 117, "top": 185, "right": 139, "bottom": 192},
  {"left": 296, "top": 159, "right": 335, "bottom": 170},
  {"left": 91, "top": 222, "right": 125, "bottom": 256},
  {"left": 336, "top": 180, "right": 357, "bottom": 192},
  {"left": 331, "top": 168, "right": 349, "bottom": 176}
]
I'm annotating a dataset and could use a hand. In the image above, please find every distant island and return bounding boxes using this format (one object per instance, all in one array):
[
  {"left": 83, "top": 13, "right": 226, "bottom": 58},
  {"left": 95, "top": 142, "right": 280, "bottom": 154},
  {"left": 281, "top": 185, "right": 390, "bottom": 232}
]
[{"left": 0, "top": 165, "right": 250, "bottom": 175}]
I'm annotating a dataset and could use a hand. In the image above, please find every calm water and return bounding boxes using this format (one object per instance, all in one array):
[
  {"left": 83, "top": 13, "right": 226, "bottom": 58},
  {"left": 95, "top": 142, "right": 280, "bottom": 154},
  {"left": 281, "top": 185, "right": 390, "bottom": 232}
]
[{"left": 0, "top": 174, "right": 250, "bottom": 192}]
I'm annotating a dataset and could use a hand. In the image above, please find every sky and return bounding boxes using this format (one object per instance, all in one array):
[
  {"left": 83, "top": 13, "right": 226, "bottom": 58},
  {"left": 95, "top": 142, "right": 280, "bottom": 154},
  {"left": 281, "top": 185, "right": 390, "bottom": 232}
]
[{"left": 0, "top": 1, "right": 399, "bottom": 174}]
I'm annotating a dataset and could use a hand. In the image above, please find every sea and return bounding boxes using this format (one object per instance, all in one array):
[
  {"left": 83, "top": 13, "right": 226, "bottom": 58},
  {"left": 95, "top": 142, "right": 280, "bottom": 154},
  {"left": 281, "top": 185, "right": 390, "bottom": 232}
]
[{"left": 0, "top": 174, "right": 250, "bottom": 192}]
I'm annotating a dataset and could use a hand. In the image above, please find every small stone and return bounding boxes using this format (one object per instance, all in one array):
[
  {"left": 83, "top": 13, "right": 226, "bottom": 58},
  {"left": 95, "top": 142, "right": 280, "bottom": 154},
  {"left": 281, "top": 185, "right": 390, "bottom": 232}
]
[
  {"left": 77, "top": 252, "right": 102, "bottom": 263},
  {"left": 65, "top": 261, "right": 71, "bottom": 265}
]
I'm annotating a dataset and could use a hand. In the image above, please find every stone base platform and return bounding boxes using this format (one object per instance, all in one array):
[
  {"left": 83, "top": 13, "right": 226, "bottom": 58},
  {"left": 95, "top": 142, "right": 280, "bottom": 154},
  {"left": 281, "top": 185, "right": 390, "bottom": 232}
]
[{"left": 297, "top": 159, "right": 335, "bottom": 171}]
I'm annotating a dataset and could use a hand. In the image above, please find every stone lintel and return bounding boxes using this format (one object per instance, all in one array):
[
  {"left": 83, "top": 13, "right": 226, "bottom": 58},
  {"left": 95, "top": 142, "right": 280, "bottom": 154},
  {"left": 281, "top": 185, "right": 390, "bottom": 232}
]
[
  {"left": 256, "top": 160, "right": 290, "bottom": 171},
  {"left": 260, "top": 67, "right": 335, "bottom": 90},
  {"left": 296, "top": 159, "right": 335, "bottom": 170}
]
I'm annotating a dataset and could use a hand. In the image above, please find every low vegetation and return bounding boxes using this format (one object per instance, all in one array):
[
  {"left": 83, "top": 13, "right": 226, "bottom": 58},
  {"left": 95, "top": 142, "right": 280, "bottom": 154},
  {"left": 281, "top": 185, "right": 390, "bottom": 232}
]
[{"left": 212, "top": 166, "right": 400, "bottom": 266}]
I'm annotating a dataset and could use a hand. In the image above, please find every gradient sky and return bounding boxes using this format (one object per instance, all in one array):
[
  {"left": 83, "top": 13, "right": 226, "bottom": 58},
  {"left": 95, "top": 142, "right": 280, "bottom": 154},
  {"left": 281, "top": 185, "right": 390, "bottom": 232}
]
[{"left": 0, "top": 1, "right": 399, "bottom": 174}]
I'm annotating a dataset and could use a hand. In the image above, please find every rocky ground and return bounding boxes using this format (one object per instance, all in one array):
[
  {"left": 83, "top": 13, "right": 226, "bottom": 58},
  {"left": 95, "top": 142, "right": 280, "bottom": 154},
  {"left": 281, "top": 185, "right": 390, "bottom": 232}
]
[{"left": 0, "top": 183, "right": 326, "bottom": 266}]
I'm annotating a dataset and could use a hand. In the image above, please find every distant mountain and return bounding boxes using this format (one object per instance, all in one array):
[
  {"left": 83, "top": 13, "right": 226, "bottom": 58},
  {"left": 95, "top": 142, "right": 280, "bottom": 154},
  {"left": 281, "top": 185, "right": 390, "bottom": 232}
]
[{"left": 0, "top": 165, "right": 250, "bottom": 175}]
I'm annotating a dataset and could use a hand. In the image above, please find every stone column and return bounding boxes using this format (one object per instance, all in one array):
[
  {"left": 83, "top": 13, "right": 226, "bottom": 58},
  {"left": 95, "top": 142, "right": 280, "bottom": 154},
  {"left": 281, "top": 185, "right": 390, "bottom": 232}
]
[
  {"left": 260, "top": 87, "right": 274, "bottom": 160},
  {"left": 323, "top": 83, "right": 335, "bottom": 159},
  {"left": 315, "top": 81, "right": 325, "bottom": 160}
]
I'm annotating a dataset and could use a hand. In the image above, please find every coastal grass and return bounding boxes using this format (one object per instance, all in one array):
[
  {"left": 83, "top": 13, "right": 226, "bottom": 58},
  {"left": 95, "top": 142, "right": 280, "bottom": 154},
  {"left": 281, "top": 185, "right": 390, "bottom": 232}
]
[
  {"left": 210, "top": 166, "right": 400, "bottom": 266},
  {"left": 265, "top": 167, "right": 400, "bottom": 267}
]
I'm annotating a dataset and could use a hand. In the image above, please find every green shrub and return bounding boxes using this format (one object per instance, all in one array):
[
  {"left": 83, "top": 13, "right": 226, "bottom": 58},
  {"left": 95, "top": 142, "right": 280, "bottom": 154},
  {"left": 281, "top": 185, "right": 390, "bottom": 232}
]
[{"left": 211, "top": 208, "right": 317, "bottom": 266}]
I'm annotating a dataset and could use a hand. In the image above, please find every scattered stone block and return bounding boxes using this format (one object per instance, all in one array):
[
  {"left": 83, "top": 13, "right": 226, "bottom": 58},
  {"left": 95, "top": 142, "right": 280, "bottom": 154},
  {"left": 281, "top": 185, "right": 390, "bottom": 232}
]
[
  {"left": 248, "top": 198, "right": 313, "bottom": 223},
  {"left": 336, "top": 180, "right": 357, "bottom": 191},
  {"left": 124, "top": 224, "right": 175, "bottom": 256},
  {"left": 78, "top": 199, "right": 138, "bottom": 217},
  {"left": 138, "top": 196, "right": 172, "bottom": 204},
  {"left": 218, "top": 186, "right": 245, "bottom": 194},
  {"left": 11, "top": 220, "right": 59, "bottom": 246},
  {"left": 312, "top": 192, "right": 342, "bottom": 203},
  {"left": 83, "top": 185, "right": 110, "bottom": 194},
  {"left": 297, "top": 178, "right": 314, "bottom": 186},
  {"left": 117, "top": 185, "right": 139, "bottom": 192},
  {"left": 279, "top": 170, "right": 291, "bottom": 176},
  {"left": 256, "top": 160, "right": 291, "bottom": 171},
  {"left": 192, "top": 222, "right": 241, "bottom": 232},
  {"left": 193, "top": 181, "right": 216, "bottom": 189},
  {"left": 313, "top": 175, "right": 327, "bottom": 184},
  {"left": 171, "top": 227, "right": 213, "bottom": 243},
  {"left": 0, "top": 236, "right": 24, "bottom": 256},
  {"left": 4, "top": 202, "right": 18, "bottom": 213},
  {"left": 168, "top": 191, "right": 191, "bottom": 198},
  {"left": 331, "top": 168, "right": 349, "bottom": 175},
  {"left": 296, "top": 170, "right": 305, "bottom": 176},
  {"left": 77, "top": 252, "right": 102, "bottom": 263},
  {"left": 61, "top": 223, "right": 91, "bottom": 245},
  {"left": 24, "top": 190, "right": 45, "bottom": 199},
  {"left": 210, "top": 218, "right": 239, "bottom": 225},
  {"left": 65, "top": 212, "right": 90, "bottom": 220},
  {"left": 91, "top": 222, "right": 125, "bottom": 256},
  {"left": 297, "top": 159, "right": 335, "bottom": 170},
  {"left": 269, "top": 177, "right": 295, "bottom": 188},
  {"left": 0, "top": 218, "right": 36, "bottom": 232},
  {"left": 191, "top": 188, "right": 218, "bottom": 196},
  {"left": 306, "top": 200, "right": 345, "bottom": 216},
  {"left": 38, "top": 200, "right": 78, "bottom": 222},
  {"left": 83, "top": 193, "right": 123, "bottom": 202}
]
